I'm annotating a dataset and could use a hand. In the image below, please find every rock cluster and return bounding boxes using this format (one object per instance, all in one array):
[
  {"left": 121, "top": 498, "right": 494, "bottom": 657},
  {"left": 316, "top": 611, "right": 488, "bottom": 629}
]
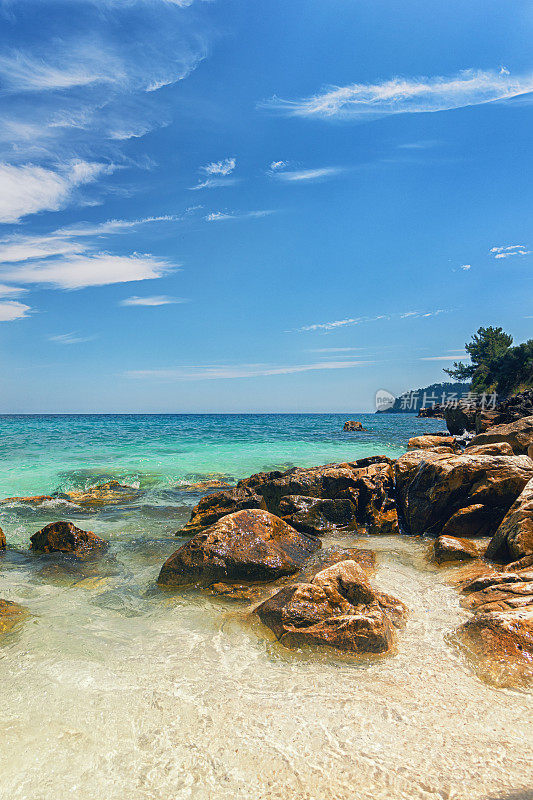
[{"left": 343, "top": 420, "right": 365, "bottom": 432}]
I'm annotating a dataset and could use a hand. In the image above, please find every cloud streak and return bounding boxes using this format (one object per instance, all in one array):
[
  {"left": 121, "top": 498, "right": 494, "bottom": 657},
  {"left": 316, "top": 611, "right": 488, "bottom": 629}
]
[
  {"left": 48, "top": 332, "right": 97, "bottom": 344},
  {"left": 120, "top": 295, "right": 186, "bottom": 306},
  {"left": 490, "top": 245, "right": 531, "bottom": 259},
  {"left": 271, "top": 167, "right": 343, "bottom": 182},
  {"left": 205, "top": 210, "right": 274, "bottom": 222},
  {"left": 297, "top": 309, "right": 446, "bottom": 332},
  {"left": 126, "top": 360, "right": 372, "bottom": 381},
  {"left": 264, "top": 69, "right": 533, "bottom": 121}
]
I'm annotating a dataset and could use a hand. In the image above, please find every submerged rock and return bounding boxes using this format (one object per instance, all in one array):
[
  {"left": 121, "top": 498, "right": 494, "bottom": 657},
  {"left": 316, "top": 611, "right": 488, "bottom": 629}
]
[
  {"left": 469, "top": 415, "right": 533, "bottom": 455},
  {"left": 0, "top": 599, "right": 28, "bottom": 634},
  {"left": 343, "top": 420, "right": 364, "bottom": 432},
  {"left": 485, "top": 477, "right": 533, "bottom": 564},
  {"left": 158, "top": 509, "right": 321, "bottom": 587},
  {"left": 255, "top": 559, "right": 407, "bottom": 654},
  {"left": 456, "top": 606, "right": 533, "bottom": 687},
  {"left": 30, "top": 521, "right": 109, "bottom": 558},
  {"left": 395, "top": 451, "right": 533, "bottom": 538},
  {"left": 61, "top": 480, "right": 141, "bottom": 506},
  {"left": 433, "top": 535, "right": 483, "bottom": 565}
]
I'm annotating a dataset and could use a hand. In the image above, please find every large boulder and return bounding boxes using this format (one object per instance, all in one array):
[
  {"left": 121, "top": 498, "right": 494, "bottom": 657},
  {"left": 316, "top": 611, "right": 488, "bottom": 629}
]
[
  {"left": 456, "top": 606, "right": 533, "bottom": 687},
  {"left": 255, "top": 560, "right": 407, "bottom": 654},
  {"left": 408, "top": 435, "right": 458, "bottom": 451},
  {"left": 441, "top": 503, "right": 507, "bottom": 538},
  {"left": 180, "top": 487, "right": 267, "bottom": 536},
  {"left": 485, "top": 477, "right": 533, "bottom": 563},
  {"left": 158, "top": 509, "right": 321, "bottom": 587},
  {"left": 30, "top": 521, "right": 109, "bottom": 558},
  {"left": 395, "top": 452, "right": 533, "bottom": 537},
  {"left": 464, "top": 442, "right": 514, "bottom": 456},
  {"left": 469, "top": 415, "right": 533, "bottom": 455},
  {"left": 433, "top": 535, "right": 483, "bottom": 564},
  {"left": 460, "top": 568, "right": 533, "bottom": 613}
]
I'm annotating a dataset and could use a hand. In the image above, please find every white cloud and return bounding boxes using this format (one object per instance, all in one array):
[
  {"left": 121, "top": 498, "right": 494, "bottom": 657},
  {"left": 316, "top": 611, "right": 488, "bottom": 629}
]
[
  {"left": 0, "top": 161, "right": 110, "bottom": 223},
  {"left": 460, "top": 264, "right": 471, "bottom": 270},
  {"left": 0, "top": 50, "right": 122, "bottom": 92},
  {"left": 48, "top": 332, "right": 97, "bottom": 344},
  {"left": 0, "top": 300, "right": 31, "bottom": 322},
  {"left": 264, "top": 69, "right": 533, "bottom": 120},
  {"left": 0, "top": 283, "right": 27, "bottom": 297},
  {"left": 298, "top": 309, "right": 446, "bottom": 332},
  {"left": 269, "top": 160, "right": 288, "bottom": 171},
  {"left": 271, "top": 167, "right": 342, "bottom": 182},
  {"left": 126, "top": 360, "right": 372, "bottom": 381},
  {"left": 490, "top": 245, "right": 531, "bottom": 259},
  {"left": 419, "top": 353, "right": 469, "bottom": 361},
  {"left": 205, "top": 210, "right": 274, "bottom": 222},
  {"left": 200, "top": 157, "right": 236, "bottom": 176},
  {"left": 120, "top": 295, "right": 185, "bottom": 306},
  {"left": 58, "top": 214, "right": 182, "bottom": 237},
  {"left": 2, "top": 252, "right": 174, "bottom": 290}
]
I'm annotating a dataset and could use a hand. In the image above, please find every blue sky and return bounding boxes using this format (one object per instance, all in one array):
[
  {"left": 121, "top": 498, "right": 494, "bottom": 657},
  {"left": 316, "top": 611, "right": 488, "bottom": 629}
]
[{"left": 0, "top": 0, "right": 531, "bottom": 412}]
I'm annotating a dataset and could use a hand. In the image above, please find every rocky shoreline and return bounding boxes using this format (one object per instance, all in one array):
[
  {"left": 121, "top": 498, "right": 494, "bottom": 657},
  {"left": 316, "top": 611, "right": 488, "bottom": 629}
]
[{"left": 1, "top": 412, "right": 533, "bottom": 686}]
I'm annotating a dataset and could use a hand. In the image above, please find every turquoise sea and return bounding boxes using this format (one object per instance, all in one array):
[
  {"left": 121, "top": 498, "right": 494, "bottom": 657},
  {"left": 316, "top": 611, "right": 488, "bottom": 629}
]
[{"left": 0, "top": 413, "right": 531, "bottom": 800}]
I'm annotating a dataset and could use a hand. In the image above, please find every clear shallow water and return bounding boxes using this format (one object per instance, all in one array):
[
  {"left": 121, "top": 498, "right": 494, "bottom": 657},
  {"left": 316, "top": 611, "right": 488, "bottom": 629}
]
[{"left": 0, "top": 414, "right": 532, "bottom": 800}]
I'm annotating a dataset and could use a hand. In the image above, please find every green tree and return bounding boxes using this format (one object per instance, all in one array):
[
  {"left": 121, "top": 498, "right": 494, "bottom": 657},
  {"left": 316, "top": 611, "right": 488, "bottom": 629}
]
[
  {"left": 444, "top": 326, "right": 513, "bottom": 391},
  {"left": 494, "top": 339, "right": 533, "bottom": 393}
]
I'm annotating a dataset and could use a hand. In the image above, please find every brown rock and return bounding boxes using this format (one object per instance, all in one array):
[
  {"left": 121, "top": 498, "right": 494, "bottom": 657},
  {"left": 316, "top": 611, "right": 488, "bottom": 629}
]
[
  {"left": 469, "top": 415, "right": 533, "bottom": 455},
  {"left": 408, "top": 435, "right": 458, "bottom": 451},
  {"left": 158, "top": 509, "right": 321, "bottom": 587},
  {"left": 441, "top": 503, "right": 506, "bottom": 538},
  {"left": 180, "top": 487, "right": 267, "bottom": 536},
  {"left": 460, "top": 569, "right": 533, "bottom": 613},
  {"left": 0, "top": 527, "right": 5, "bottom": 549},
  {"left": 255, "top": 560, "right": 407, "bottom": 654},
  {"left": 395, "top": 452, "right": 533, "bottom": 537},
  {"left": 343, "top": 420, "right": 364, "bottom": 432},
  {"left": 456, "top": 606, "right": 533, "bottom": 686},
  {"left": 1, "top": 494, "right": 55, "bottom": 505},
  {"left": 485, "top": 477, "right": 533, "bottom": 563},
  {"left": 433, "top": 535, "right": 483, "bottom": 564},
  {"left": 0, "top": 599, "right": 28, "bottom": 634},
  {"left": 465, "top": 442, "right": 515, "bottom": 456},
  {"left": 475, "top": 410, "right": 501, "bottom": 434},
  {"left": 445, "top": 406, "right": 477, "bottom": 435},
  {"left": 30, "top": 521, "right": 109, "bottom": 558}
]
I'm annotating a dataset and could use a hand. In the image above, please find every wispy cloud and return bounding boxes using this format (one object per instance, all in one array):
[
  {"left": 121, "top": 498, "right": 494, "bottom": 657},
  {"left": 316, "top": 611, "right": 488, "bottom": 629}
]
[
  {"left": 419, "top": 353, "right": 469, "bottom": 361},
  {"left": 271, "top": 167, "right": 343, "bottom": 183},
  {"left": 0, "top": 49, "right": 122, "bottom": 92},
  {"left": 0, "top": 160, "right": 112, "bottom": 223},
  {"left": 189, "top": 177, "right": 239, "bottom": 191},
  {"left": 48, "top": 332, "right": 97, "bottom": 345},
  {"left": 0, "top": 300, "right": 31, "bottom": 322},
  {"left": 126, "top": 360, "right": 372, "bottom": 381},
  {"left": 490, "top": 244, "right": 531, "bottom": 259},
  {"left": 200, "top": 157, "right": 236, "bottom": 176},
  {"left": 297, "top": 309, "right": 446, "bottom": 332},
  {"left": 307, "top": 347, "right": 366, "bottom": 353},
  {"left": 120, "top": 295, "right": 186, "bottom": 306},
  {"left": 205, "top": 210, "right": 274, "bottom": 222},
  {"left": 460, "top": 264, "right": 471, "bottom": 270},
  {"left": 269, "top": 160, "right": 288, "bottom": 171},
  {"left": 264, "top": 69, "right": 533, "bottom": 120}
]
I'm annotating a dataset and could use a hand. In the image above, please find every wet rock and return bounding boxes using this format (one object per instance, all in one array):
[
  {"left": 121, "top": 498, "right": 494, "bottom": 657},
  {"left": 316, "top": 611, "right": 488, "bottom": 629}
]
[
  {"left": 0, "top": 494, "right": 55, "bottom": 505},
  {"left": 0, "top": 599, "right": 28, "bottom": 634},
  {"left": 255, "top": 560, "right": 407, "bottom": 654},
  {"left": 464, "top": 442, "right": 515, "bottom": 456},
  {"left": 0, "top": 527, "right": 5, "bottom": 549},
  {"left": 441, "top": 503, "right": 506, "bottom": 538},
  {"left": 485, "top": 477, "right": 533, "bottom": 563},
  {"left": 469, "top": 415, "right": 533, "bottom": 455},
  {"left": 433, "top": 536, "right": 483, "bottom": 565},
  {"left": 408, "top": 435, "right": 458, "bottom": 451},
  {"left": 158, "top": 509, "right": 321, "bottom": 587},
  {"left": 30, "top": 521, "right": 109, "bottom": 558},
  {"left": 278, "top": 495, "right": 358, "bottom": 536},
  {"left": 180, "top": 487, "right": 267, "bottom": 536},
  {"left": 460, "top": 568, "right": 533, "bottom": 613},
  {"left": 180, "top": 478, "right": 232, "bottom": 493},
  {"left": 343, "top": 420, "right": 365, "bottom": 432},
  {"left": 395, "top": 452, "right": 533, "bottom": 537},
  {"left": 456, "top": 606, "right": 533, "bottom": 687}
]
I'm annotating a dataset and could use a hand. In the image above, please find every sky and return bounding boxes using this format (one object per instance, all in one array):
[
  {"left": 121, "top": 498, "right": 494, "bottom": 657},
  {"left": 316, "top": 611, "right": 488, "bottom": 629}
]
[{"left": 0, "top": 0, "right": 531, "bottom": 413}]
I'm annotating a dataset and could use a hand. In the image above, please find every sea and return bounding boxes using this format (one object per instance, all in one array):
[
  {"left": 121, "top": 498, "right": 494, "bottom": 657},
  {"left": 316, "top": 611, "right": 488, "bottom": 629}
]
[{"left": 0, "top": 413, "right": 531, "bottom": 800}]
